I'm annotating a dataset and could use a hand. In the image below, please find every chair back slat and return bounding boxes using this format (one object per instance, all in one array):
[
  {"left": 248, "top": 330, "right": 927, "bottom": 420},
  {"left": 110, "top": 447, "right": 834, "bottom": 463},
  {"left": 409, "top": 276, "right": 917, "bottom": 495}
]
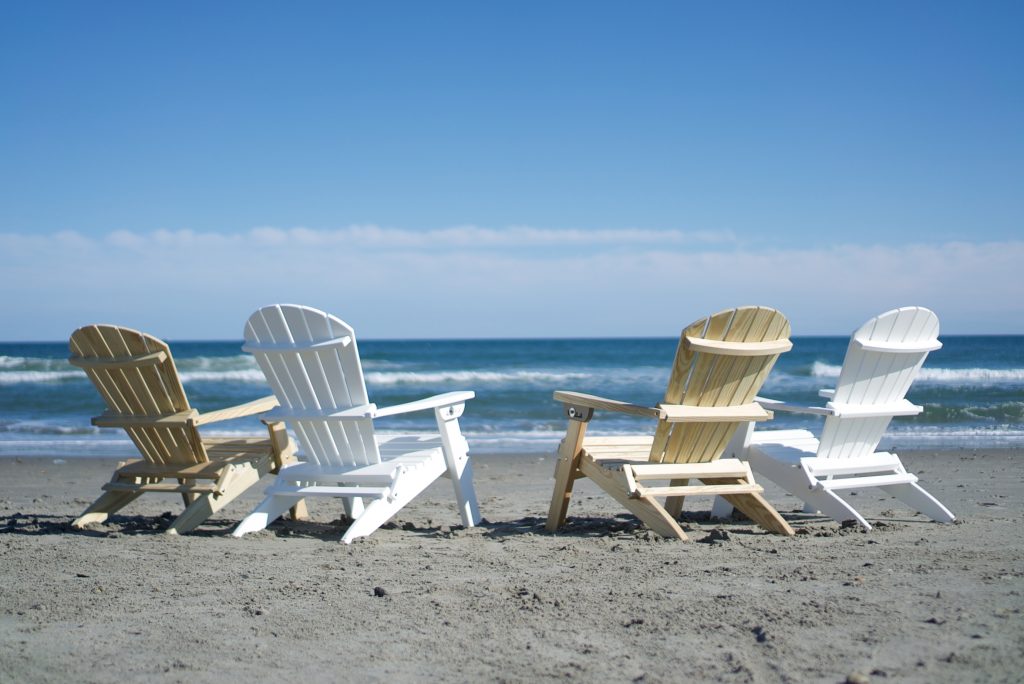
[
  {"left": 69, "top": 325, "right": 205, "bottom": 465},
  {"left": 244, "top": 305, "right": 380, "bottom": 469},
  {"left": 818, "top": 307, "right": 940, "bottom": 459},
  {"left": 650, "top": 307, "right": 791, "bottom": 464}
]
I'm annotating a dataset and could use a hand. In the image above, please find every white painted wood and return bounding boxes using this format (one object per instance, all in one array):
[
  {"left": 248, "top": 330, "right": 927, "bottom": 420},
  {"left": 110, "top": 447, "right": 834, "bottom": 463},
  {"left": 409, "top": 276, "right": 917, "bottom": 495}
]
[
  {"left": 717, "top": 307, "right": 955, "bottom": 529},
  {"left": 233, "top": 304, "right": 481, "bottom": 543}
]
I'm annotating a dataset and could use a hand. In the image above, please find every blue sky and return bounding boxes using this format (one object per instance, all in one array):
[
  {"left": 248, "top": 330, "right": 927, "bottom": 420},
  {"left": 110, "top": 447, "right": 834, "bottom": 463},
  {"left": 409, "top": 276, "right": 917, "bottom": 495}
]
[{"left": 1, "top": 1, "right": 1021, "bottom": 340}]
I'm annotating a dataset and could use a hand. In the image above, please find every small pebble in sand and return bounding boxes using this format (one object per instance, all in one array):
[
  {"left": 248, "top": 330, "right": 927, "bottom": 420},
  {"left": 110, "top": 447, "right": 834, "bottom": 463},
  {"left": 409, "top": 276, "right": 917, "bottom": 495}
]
[{"left": 373, "top": 586, "right": 387, "bottom": 598}]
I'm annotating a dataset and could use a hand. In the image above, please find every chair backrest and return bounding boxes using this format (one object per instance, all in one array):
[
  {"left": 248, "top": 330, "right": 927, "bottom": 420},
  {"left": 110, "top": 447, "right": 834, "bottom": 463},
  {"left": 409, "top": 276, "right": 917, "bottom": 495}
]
[
  {"left": 69, "top": 324, "right": 207, "bottom": 465},
  {"left": 243, "top": 304, "right": 381, "bottom": 469},
  {"left": 649, "top": 306, "right": 791, "bottom": 464},
  {"left": 817, "top": 306, "right": 941, "bottom": 459}
]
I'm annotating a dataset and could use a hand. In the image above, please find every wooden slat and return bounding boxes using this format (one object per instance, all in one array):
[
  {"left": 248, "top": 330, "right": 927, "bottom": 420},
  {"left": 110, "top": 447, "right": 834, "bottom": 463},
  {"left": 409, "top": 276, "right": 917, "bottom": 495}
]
[
  {"left": 265, "top": 484, "right": 389, "bottom": 498},
  {"left": 629, "top": 460, "right": 752, "bottom": 480},
  {"left": 102, "top": 481, "right": 219, "bottom": 494},
  {"left": 68, "top": 350, "right": 168, "bottom": 369},
  {"left": 659, "top": 402, "right": 771, "bottom": 423},
  {"left": 92, "top": 410, "right": 198, "bottom": 428},
  {"left": 553, "top": 391, "right": 661, "bottom": 419},
  {"left": 193, "top": 395, "right": 278, "bottom": 425},
  {"left": 684, "top": 336, "right": 792, "bottom": 356},
  {"left": 636, "top": 483, "right": 763, "bottom": 498},
  {"left": 241, "top": 336, "right": 352, "bottom": 353}
]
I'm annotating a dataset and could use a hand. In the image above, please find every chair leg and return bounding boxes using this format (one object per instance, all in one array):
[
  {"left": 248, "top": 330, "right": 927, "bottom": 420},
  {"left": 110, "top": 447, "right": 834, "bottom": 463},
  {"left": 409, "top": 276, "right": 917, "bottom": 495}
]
[
  {"left": 880, "top": 482, "right": 955, "bottom": 523},
  {"left": 702, "top": 476, "right": 794, "bottom": 535},
  {"left": 449, "top": 457, "right": 481, "bottom": 527},
  {"left": 232, "top": 495, "right": 299, "bottom": 537},
  {"left": 710, "top": 495, "right": 735, "bottom": 520},
  {"left": 167, "top": 463, "right": 263, "bottom": 535},
  {"left": 340, "top": 497, "right": 406, "bottom": 544},
  {"left": 72, "top": 489, "right": 144, "bottom": 528},
  {"left": 720, "top": 491, "right": 795, "bottom": 536},
  {"left": 340, "top": 468, "right": 438, "bottom": 544},
  {"left": 546, "top": 420, "right": 588, "bottom": 532},
  {"left": 434, "top": 404, "right": 482, "bottom": 527},
  {"left": 801, "top": 487, "right": 873, "bottom": 530},
  {"left": 342, "top": 496, "right": 365, "bottom": 520},
  {"left": 578, "top": 456, "right": 688, "bottom": 540},
  {"left": 289, "top": 500, "right": 310, "bottom": 521},
  {"left": 664, "top": 479, "right": 688, "bottom": 519}
]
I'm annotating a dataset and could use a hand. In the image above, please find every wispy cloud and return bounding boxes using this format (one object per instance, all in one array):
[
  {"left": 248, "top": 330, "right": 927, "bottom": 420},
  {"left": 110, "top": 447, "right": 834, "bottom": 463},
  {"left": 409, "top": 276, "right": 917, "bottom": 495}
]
[
  {"left": 2, "top": 227, "right": 1021, "bottom": 338},
  {"left": 95, "top": 225, "right": 739, "bottom": 250}
]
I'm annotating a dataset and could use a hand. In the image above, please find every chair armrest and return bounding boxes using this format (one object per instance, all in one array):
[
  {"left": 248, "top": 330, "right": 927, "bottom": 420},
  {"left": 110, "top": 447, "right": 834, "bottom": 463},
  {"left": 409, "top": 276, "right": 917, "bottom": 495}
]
[
  {"left": 659, "top": 402, "right": 772, "bottom": 423},
  {"left": 553, "top": 391, "right": 661, "bottom": 420},
  {"left": 828, "top": 399, "right": 923, "bottom": 418},
  {"left": 754, "top": 396, "right": 834, "bottom": 417},
  {"left": 818, "top": 388, "right": 835, "bottom": 399},
  {"left": 194, "top": 395, "right": 280, "bottom": 426},
  {"left": 375, "top": 391, "right": 475, "bottom": 418}
]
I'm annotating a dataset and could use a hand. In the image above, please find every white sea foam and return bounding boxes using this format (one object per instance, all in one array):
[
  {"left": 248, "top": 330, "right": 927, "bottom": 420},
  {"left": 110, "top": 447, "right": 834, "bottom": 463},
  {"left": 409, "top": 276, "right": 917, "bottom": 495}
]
[
  {"left": 178, "top": 369, "right": 267, "bottom": 383},
  {"left": 810, "top": 361, "right": 1024, "bottom": 384},
  {"left": 0, "top": 370, "right": 82, "bottom": 384},
  {"left": 364, "top": 370, "right": 592, "bottom": 386}
]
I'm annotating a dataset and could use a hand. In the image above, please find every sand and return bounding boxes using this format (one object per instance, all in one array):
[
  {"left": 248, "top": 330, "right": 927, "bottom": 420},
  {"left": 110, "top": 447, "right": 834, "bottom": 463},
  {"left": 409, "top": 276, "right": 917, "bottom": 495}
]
[{"left": 1, "top": 449, "right": 1022, "bottom": 683}]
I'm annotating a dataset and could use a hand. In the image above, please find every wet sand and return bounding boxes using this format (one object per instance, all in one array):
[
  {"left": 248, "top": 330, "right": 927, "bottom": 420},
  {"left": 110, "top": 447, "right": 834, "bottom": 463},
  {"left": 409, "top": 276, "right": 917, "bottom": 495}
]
[{"left": 1, "top": 449, "right": 1021, "bottom": 683}]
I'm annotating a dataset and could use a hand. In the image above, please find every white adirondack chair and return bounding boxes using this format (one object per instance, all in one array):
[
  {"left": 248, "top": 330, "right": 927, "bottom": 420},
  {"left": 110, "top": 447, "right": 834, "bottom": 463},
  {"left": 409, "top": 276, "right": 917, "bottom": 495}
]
[
  {"left": 232, "top": 304, "right": 480, "bottom": 543},
  {"left": 715, "top": 306, "right": 955, "bottom": 530}
]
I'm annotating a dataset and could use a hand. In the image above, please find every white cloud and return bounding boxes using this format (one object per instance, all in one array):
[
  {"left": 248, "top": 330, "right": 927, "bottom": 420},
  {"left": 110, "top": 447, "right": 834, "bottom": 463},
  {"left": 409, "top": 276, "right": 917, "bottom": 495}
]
[
  {"left": 1, "top": 226, "right": 1021, "bottom": 339},
  {"left": 84, "top": 224, "right": 737, "bottom": 251}
]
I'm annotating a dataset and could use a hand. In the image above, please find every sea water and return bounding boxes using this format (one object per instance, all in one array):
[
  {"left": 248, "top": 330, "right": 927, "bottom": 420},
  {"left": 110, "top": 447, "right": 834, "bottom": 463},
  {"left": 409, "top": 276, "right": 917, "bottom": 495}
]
[{"left": 1, "top": 336, "right": 1021, "bottom": 457}]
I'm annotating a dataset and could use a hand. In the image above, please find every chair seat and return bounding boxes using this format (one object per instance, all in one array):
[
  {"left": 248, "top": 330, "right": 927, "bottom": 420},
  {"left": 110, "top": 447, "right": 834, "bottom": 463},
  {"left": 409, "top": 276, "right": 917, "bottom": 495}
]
[
  {"left": 748, "top": 429, "right": 819, "bottom": 464},
  {"left": 280, "top": 434, "right": 444, "bottom": 484}
]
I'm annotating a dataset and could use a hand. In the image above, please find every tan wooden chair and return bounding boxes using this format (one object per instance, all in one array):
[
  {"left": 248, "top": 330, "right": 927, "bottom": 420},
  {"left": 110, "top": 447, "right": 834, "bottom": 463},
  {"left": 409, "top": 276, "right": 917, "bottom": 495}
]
[
  {"left": 69, "top": 324, "right": 305, "bottom": 534},
  {"left": 546, "top": 306, "right": 796, "bottom": 540}
]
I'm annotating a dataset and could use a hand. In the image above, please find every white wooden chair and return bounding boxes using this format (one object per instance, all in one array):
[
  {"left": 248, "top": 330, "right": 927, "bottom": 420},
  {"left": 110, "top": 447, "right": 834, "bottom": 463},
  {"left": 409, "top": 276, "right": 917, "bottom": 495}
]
[
  {"left": 231, "top": 304, "right": 480, "bottom": 543},
  {"left": 546, "top": 306, "right": 796, "bottom": 540},
  {"left": 714, "top": 306, "right": 956, "bottom": 529}
]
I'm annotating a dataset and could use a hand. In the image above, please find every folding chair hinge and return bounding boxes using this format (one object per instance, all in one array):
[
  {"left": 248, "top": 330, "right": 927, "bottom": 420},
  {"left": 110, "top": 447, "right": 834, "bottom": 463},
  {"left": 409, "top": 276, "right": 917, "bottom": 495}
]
[{"left": 565, "top": 404, "right": 594, "bottom": 423}]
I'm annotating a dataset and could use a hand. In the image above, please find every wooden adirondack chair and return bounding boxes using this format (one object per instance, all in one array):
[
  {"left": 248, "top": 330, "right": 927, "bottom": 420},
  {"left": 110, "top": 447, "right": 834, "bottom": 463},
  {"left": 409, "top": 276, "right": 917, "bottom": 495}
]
[
  {"left": 69, "top": 324, "right": 303, "bottom": 534},
  {"left": 716, "top": 306, "right": 955, "bottom": 530},
  {"left": 231, "top": 304, "right": 480, "bottom": 543},
  {"left": 546, "top": 306, "right": 796, "bottom": 540}
]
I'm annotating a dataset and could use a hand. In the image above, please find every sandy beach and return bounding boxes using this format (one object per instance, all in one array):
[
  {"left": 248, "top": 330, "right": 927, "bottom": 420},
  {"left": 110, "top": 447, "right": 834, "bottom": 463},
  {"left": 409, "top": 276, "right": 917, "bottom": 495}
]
[{"left": 1, "top": 449, "right": 1021, "bottom": 683}]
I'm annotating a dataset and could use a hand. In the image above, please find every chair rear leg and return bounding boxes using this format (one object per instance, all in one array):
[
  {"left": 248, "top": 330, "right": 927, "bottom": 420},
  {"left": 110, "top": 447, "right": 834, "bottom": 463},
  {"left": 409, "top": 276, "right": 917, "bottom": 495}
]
[
  {"left": 168, "top": 463, "right": 263, "bottom": 535},
  {"left": 342, "top": 496, "right": 365, "bottom": 520},
  {"left": 710, "top": 495, "right": 735, "bottom": 520},
  {"left": 232, "top": 495, "right": 299, "bottom": 537},
  {"left": 664, "top": 479, "right": 688, "bottom": 519},
  {"left": 880, "top": 482, "right": 955, "bottom": 523},
  {"left": 341, "top": 470, "right": 438, "bottom": 544},
  {"left": 800, "top": 487, "right": 873, "bottom": 530},
  {"left": 720, "top": 492, "right": 795, "bottom": 536}
]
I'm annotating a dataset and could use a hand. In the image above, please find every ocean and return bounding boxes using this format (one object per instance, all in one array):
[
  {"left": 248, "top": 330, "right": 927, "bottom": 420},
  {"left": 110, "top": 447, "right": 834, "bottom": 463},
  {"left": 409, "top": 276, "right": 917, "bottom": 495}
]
[{"left": 1, "top": 336, "right": 1021, "bottom": 457}]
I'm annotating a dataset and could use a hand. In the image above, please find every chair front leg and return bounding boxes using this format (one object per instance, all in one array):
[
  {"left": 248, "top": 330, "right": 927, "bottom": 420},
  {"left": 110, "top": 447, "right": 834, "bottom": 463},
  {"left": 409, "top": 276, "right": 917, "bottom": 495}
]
[
  {"left": 545, "top": 403, "right": 593, "bottom": 532},
  {"left": 434, "top": 402, "right": 481, "bottom": 527}
]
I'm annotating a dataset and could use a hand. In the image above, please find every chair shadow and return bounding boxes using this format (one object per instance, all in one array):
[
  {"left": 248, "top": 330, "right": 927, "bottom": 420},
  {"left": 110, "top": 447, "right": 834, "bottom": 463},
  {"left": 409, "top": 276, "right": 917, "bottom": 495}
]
[{"left": 0, "top": 511, "right": 258, "bottom": 538}]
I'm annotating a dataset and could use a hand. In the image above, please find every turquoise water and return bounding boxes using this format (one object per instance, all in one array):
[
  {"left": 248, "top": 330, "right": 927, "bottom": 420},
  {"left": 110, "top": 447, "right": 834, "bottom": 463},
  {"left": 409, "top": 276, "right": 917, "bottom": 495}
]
[{"left": 1, "top": 336, "right": 1021, "bottom": 456}]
